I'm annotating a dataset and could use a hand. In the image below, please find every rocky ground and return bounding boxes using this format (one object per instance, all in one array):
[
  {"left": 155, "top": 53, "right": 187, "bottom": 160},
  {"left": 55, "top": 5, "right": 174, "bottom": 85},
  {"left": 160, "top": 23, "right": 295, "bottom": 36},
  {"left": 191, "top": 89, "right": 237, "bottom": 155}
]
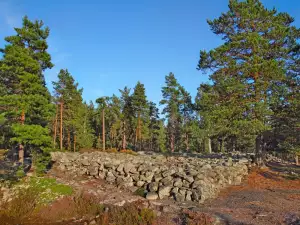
[{"left": 1, "top": 151, "right": 299, "bottom": 225}]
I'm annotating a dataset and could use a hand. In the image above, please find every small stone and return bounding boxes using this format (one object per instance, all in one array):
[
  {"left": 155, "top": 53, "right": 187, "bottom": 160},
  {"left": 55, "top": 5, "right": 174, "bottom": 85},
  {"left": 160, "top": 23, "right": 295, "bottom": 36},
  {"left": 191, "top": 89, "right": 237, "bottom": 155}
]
[
  {"left": 173, "top": 178, "right": 183, "bottom": 187},
  {"left": 81, "top": 159, "right": 90, "bottom": 166},
  {"left": 117, "top": 164, "right": 124, "bottom": 172},
  {"left": 184, "top": 176, "right": 194, "bottom": 183},
  {"left": 186, "top": 190, "right": 192, "bottom": 201},
  {"left": 148, "top": 182, "right": 159, "bottom": 192},
  {"left": 146, "top": 192, "right": 159, "bottom": 200},
  {"left": 174, "top": 193, "right": 185, "bottom": 202},
  {"left": 158, "top": 186, "right": 172, "bottom": 199},
  {"left": 89, "top": 220, "right": 96, "bottom": 225},
  {"left": 179, "top": 188, "right": 186, "bottom": 195},
  {"left": 136, "top": 181, "right": 145, "bottom": 187},
  {"left": 124, "top": 163, "right": 134, "bottom": 173}
]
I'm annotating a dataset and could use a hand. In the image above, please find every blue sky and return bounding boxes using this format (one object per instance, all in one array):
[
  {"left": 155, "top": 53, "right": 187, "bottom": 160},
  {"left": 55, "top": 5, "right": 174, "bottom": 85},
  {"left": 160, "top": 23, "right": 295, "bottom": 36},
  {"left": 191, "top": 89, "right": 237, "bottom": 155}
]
[{"left": 0, "top": 0, "right": 299, "bottom": 106}]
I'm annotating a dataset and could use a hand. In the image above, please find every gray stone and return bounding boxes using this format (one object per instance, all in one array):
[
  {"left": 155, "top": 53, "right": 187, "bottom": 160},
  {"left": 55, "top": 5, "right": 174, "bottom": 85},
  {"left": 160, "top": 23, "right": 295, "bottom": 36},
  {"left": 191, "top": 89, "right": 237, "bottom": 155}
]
[
  {"left": 171, "top": 187, "right": 179, "bottom": 194},
  {"left": 179, "top": 188, "right": 186, "bottom": 195},
  {"left": 148, "top": 182, "right": 159, "bottom": 192},
  {"left": 124, "top": 163, "right": 134, "bottom": 173},
  {"left": 191, "top": 191, "right": 200, "bottom": 201},
  {"left": 146, "top": 192, "right": 159, "bottom": 200},
  {"left": 174, "top": 193, "right": 185, "bottom": 202},
  {"left": 117, "top": 164, "right": 124, "bottom": 172},
  {"left": 173, "top": 178, "right": 183, "bottom": 187},
  {"left": 162, "top": 169, "right": 175, "bottom": 178},
  {"left": 136, "top": 181, "right": 145, "bottom": 187},
  {"left": 82, "top": 159, "right": 90, "bottom": 166},
  {"left": 158, "top": 186, "right": 172, "bottom": 199},
  {"left": 184, "top": 176, "right": 194, "bottom": 183},
  {"left": 186, "top": 190, "right": 192, "bottom": 201}
]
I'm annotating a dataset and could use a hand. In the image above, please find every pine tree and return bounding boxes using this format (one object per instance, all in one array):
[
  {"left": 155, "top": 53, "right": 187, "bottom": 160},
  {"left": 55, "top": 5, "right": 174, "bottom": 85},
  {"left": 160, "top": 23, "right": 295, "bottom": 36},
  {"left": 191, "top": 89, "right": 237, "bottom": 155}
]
[
  {"left": 0, "top": 16, "right": 54, "bottom": 172},
  {"left": 160, "top": 73, "right": 184, "bottom": 152},
  {"left": 52, "top": 69, "right": 93, "bottom": 151},
  {"left": 132, "top": 81, "right": 148, "bottom": 150},
  {"left": 197, "top": 0, "right": 299, "bottom": 164}
]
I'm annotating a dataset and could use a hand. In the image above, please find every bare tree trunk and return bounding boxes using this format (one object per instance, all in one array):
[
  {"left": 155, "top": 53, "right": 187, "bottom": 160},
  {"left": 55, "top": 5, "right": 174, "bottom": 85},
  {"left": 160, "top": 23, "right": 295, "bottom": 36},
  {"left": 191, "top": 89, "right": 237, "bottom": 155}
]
[
  {"left": 53, "top": 104, "right": 58, "bottom": 148},
  {"left": 122, "top": 121, "right": 126, "bottom": 150},
  {"left": 208, "top": 137, "right": 212, "bottom": 154},
  {"left": 220, "top": 137, "right": 225, "bottom": 153},
  {"left": 255, "top": 134, "right": 265, "bottom": 167},
  {"left": 295, "top": 154, "right": 299, "bottom": 166},
  {"left": 73, "top": 134, "right": 76, "bottom": 152},
  {"left": 60, "top": 102, "right": 63, "bottom": 150},
  {"left": 185, "top": 133, "right": 189, "bottom": 151},
  {"left": 67, "top": 130, "right": 71, "bottom": 151},
  {"left": 102, "top": 108, "right": 105, "bottom": 151},
  {"left": 170, "top": 133, "right": 175, "bottom": 152},
  {"left": 19, "top": 110, "right": 25, "bottom": 164}
]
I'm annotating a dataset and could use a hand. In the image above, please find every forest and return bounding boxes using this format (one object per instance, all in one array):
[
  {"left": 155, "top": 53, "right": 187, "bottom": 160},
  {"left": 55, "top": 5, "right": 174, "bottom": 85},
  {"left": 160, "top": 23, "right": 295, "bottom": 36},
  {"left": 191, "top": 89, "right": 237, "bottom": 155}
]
[{"left": 0, "top": 0, "right": 299, "bottom": 173}]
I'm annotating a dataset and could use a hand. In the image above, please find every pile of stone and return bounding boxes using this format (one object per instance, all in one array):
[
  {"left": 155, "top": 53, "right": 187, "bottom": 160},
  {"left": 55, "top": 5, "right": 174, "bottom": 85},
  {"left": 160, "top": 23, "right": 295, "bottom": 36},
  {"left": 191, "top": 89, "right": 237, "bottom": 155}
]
[{"left": 51, "top": 151, "right": 249, "bottom": 203}]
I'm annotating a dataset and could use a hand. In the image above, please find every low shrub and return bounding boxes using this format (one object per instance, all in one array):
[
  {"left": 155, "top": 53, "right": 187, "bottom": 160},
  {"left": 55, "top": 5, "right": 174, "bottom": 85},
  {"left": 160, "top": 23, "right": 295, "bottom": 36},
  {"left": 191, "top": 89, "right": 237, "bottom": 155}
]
[
  {"left": 73, "top": 192, "right": 104, "bottom": 217},
  {"left": 96, "top": 204, "right": 156, "bottom": 225},
  {"left": 120, "top": 149, "right": 138, "bottom": 155},
  {"left": 0, "top": 186, "right": 39, "bottom": 224}
]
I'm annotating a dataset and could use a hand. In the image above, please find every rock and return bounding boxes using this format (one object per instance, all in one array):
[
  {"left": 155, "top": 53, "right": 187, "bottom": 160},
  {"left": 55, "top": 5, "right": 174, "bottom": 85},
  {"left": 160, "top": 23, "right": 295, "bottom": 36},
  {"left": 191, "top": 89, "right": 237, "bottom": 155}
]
[
  {"left": 136, "top": 181, "right": 145, "bottom": 187},
  {"left": 148, "top": 182, "right": 159, "bottom": 192},
  {"left": 174, "top": 193, "right": 185, "bottom": 202},
  {"left": 88, "top": 166, "right": 98, "bottom": 176},
  {"left": 162, "top": 169, "right": 175, "bottom": 178},
  {"left": 158, "top": 186, "right": 172, "bottom": 199},
  {"left": 192, "top": 191, "right": 200, "bottom": 201},
  {"left": 186, "top": 190, "right": 192, "bottom": 201},
  {"left": 117, "top": 164, "right": 124, "bottom": 172},
  {"left": 161, "top": 176, "right": 172, "bottom": 185},
  {"left": 173, "top": 178, "right": 183, "bottom": 187},
  {"left": 89, "top": 220, "right": 96, "bottom": 225},
  {"left": 104, "top": 162, "right": 114, "bottom": 169},
  {"left": 124, "top": 163, "right": 134, "bottom": 173},
  {"left": 81, "top": 159, "right": 90, "bottom": 166},
  {"left": 179, "top": 188, "right": 186, "bottom": 196},
  {"left": 146, "top": 192, "right": 159, "bottom": 200},
  {"left": 202, "top": 164, "right": 212, "bottom": 170},
  {"left": 171, "top": 187, "right": 179, "bottom": 194},
  {"left": 184, "top": 176, "right": 194, "bottom": 183}
]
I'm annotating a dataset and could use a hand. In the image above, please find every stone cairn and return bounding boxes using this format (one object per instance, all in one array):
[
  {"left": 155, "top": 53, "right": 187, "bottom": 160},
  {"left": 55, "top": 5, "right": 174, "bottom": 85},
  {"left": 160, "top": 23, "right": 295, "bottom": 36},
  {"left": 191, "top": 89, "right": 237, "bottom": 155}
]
[{"left": 51, "top": 151, "right": 250, "bottom": 203}]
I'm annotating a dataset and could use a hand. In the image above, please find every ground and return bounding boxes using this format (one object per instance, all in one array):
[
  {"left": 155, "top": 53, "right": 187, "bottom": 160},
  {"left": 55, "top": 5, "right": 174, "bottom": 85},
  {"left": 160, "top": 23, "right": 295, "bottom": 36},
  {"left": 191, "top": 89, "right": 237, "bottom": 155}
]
[{"left": 1, "top": 155, "right": 300, "bottom": 225}]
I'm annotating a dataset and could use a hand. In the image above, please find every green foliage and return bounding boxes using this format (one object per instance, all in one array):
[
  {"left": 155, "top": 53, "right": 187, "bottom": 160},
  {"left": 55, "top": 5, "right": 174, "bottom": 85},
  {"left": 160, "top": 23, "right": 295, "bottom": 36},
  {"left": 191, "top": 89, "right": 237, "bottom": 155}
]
[
  {"left": 196, "top": 0, "right": 299, "bottom": 155},
  {"left": 16, "top": 166, "right": 26, "bottom": 178}
]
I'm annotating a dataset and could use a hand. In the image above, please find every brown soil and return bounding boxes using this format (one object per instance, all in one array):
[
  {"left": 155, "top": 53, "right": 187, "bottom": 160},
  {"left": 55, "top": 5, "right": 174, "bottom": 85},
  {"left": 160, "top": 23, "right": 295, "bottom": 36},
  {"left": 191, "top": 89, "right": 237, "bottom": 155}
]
[{"left": 199, "top": 168, "right": 300, "bottom": 225}]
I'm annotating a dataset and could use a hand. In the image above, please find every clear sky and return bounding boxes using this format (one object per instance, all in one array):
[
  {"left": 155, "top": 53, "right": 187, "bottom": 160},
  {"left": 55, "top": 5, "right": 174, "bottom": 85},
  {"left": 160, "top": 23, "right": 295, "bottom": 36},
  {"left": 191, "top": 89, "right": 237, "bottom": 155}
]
[{"left": 0, "top": 0, "right": 299, "bottom": 106}]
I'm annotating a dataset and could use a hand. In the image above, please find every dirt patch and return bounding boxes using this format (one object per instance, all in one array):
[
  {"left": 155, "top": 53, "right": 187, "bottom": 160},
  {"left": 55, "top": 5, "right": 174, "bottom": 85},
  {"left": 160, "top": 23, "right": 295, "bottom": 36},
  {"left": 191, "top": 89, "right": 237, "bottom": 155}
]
[{"left": 201, "top": 168, "right": 300, "bottom": 225}]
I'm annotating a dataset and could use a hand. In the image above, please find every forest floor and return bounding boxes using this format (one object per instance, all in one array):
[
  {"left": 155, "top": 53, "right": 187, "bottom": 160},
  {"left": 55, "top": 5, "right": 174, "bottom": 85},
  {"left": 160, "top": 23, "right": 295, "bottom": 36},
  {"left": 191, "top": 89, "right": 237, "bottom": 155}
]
[{"left": 1, "top": 157, "right": 300, "bottom": 225}]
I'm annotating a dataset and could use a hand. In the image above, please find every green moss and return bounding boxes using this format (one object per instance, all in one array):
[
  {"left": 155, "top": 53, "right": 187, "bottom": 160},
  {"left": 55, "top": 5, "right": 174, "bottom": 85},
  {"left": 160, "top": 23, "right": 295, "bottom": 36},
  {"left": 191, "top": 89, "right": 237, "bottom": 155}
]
[{"left": 22, "top": 177, "right": 73, "bottom": 204}]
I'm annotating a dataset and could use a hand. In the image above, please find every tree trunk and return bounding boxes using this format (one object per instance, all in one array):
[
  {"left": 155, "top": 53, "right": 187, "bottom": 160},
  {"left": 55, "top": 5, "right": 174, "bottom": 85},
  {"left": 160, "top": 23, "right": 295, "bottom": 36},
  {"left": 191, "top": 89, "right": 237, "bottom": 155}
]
[
  {"left": 185, "top": 133, "right": 189, "bottom": 151},
  {"left": 102, "top": 108, "right": 105, "bottom": 151},
  {"left": 220, "top": 137, "right": 225, "bottom": 153},
  {"left": 53, "top": 104, "right": 58, "bottom": 148},
  {"left": 67, "top": 130, "right": 71, "bottom": 151},
  {"left": 122, "top": 121, "right": 126, "bottom": 150},
  {"left": 19, "top": 109, "right": 25, "bottom": 164},
  {"left": 170, "top": 133, "right": 175, "bottom": 152},
  {"left": 255, "top": 134, "right": 265, "bottom": 167},
  {"left": 73, "top": 134, "right": 76, "bottom": 152},
  {"left": 60, "top": 102, "right": 63, "bottom": 150},
  {"left": 295, "top": 154, "right": 299, "bottom": 166},
  {"left": 207, "top": 137, "right": 212, "bottom": 154}
]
